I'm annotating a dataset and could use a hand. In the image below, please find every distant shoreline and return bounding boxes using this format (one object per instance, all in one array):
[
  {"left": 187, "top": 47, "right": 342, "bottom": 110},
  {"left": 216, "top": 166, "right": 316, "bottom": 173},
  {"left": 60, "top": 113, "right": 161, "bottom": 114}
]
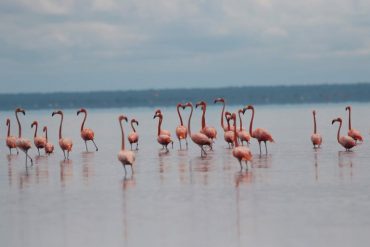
[{"left": 1, "top": 83, "right": 370, "bottom": 110}]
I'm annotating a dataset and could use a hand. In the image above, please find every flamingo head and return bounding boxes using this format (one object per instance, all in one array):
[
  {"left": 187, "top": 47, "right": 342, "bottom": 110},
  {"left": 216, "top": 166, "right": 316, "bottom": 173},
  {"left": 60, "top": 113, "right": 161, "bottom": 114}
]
[
  {"left": 238, "top": 109, "right": 244, "bottom": 114},
  {"left": 176, "top": 103, "right": 182, "bottom": 108},
  {"left": 131, "top": 118, "right": 139, "bottom": 126},
  {"left": 242, "top": 105, "right": 254, "bottom": 113},
  {"left": 195, "top": 101, "right": 206, "bottom": 110},
  {"left": 153, "top": 110, "right": 162, "bottom": 119},
  {"left": 31, "top": 121, "right": 38, "bottom": 128},
  {"left": 231, "top": 113, "right": 237, "bottom": 122},
  {"left": 183, "top": 102, "right": 192, "bottom": 109},
  {"left": 6, "top": 118, "right": 10, "bottom": 126},
  {"left": 313, "top": 110, "right": 316, "bottom": 115},
  {"left": 15, "top": 108, "right": 25, "bottom": 115},
  {"left": 331, "top": 117, "right": 342, "bottom": 125},
  {"left": 225, "top": 111, "right": 232, "bottom": 119},
  {"left": 214, "top": 98, "right": 225, "bottom": 104},
  {"left": 52, "top": 110, "right": 63, "bottom": 117},
  {"left": 118, "top": 115, "right": 128, "bottom": 123},
  {"left": 43, "top": 126, "right": 47, "bottom": 132},
  {"left": 345, "top": 106, "right": 351, "bottom": 111},
  {"left": 77, "top": 108, "right": 87, "bottom": 116}
]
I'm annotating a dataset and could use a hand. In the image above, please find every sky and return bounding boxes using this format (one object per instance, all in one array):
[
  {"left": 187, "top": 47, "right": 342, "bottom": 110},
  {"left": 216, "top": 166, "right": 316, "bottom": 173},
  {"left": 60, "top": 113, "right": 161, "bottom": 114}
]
[{"left": 1, "top": 0, "right": 370, "bottom": 93}]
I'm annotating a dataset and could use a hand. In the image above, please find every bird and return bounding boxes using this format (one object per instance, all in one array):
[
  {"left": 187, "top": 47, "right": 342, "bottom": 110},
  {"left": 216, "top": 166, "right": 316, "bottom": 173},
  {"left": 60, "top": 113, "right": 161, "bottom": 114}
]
[
  {"left": 243, "top": 105, "right": 274, "bottom": 155},
  {"left": 154, "top": 109, "right": 171, "bottom": 136},
  {"left": 223, "top": 111, "right": 235, "bottom": 148},
  {"left": 345, "top": 106, "right": 363, "bottom": 143},
  {"left": 5, "top": 118, "right": 19, "bottom": 155},
  {"left": 214, "top": 97, "right": 234, "bottom": 131},
  {"left": 52, "top": 110, "right": 73, "bottom": 159},
  {"left": 184, "top": 102, "right": 212, "bottom": 157},
  {"left": 237, "top": 109, "right": 251, "bottom": 146},
  {"left": 332, "top": 117, "right": 356, "bottom": 151},
  {"left": 118, "top": 115, "right": 136, "bottom": 174},
  {"left": 196, "top": 101, "right": 217, "bottom": 142},
  {"left": 153, "top": 110, "right": 173, "bottom": 152},
  {"left": 311, "top": 110, "right": 322, "bottom": 148},
  {"left": 15, "top": 108, "right": 33, "bottom": 165},
  {"left": 128, "top": 118, "right": 139, "bottom": 150},
  {"left": 175, "top": 103, "right": 188, "bottom": 149},
  {"left": 43, "top": 126, "right": 54, "bottom": 155},
  {"left": 77, "top": 108, "right": 98, "bottom": 152},
  {"left": 31, "top": 121, "right": 47, "bottom": 156},
  {"left": 231, "top": 113, "right": 253, "bottom": 170}
]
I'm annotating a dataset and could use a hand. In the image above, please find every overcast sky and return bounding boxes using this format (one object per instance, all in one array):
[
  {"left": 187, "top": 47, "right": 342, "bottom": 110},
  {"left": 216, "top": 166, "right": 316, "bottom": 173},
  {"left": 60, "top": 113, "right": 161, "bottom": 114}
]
[{"left": 1, "top": 0, "right": 370, "bottom": 93}]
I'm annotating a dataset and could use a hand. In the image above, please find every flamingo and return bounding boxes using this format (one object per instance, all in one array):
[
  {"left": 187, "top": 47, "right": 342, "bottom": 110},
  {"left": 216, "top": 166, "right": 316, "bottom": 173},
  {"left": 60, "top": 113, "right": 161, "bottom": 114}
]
[
  {"left": 184, "top": 102, "right": 212, "bottom": 157},
  {"left": 154, "top": 109, "right": 171, "bottom": 136},
  {"left": 196, "top": 101, "right": 217, "bottom": 142},
  {"left": 231, "top": 113, "right": 253, "bottom": 170},
  {"left": 332, "top": 117, "right": 356, "bottom": 151},
  {"left": 153, "top": 110, "right": 173, "bottom": 152},
  {"left": 118, "top": 115, "right": 135, "bottom": 174},
  {"left": 52, "top": 110, "right": 73, "bottom": 159},
  {"left": 31, "top": 121, "right": 47, "bottom": 156},
  {"left": 345, "top": 106, "right": 363, "bottom": 143},
  {"left": 243, "top": 105, "right": 274, "bottom": 155},
  {"left": 128, "top": 118, "right": 139, "bottom": 150},
  {"left": 224, "top": 111, "right": 234, "bottom": 148},
  {"left": 237, "top": 109, "right": 251, "bottom": 146},
  {"left": 5, "top": 118, "right": 19, "bottom": 154},
  {"left": 311, "top": 110, "right": 322, "bottom": 148},
  {"left": 176, "top": 103, "right": 188, "bottom": 149},
  {"left": 15, "top": 108, "right": 33, "bottom": 165},
  {"left": 43, "top": 126, "right": 54, "bottom": 155},
  {"left": 77, "top": 108, "right": 98, "bottom": 152},
  {"left": 214, "top": 97, "right": 234, "bottom": 131}
]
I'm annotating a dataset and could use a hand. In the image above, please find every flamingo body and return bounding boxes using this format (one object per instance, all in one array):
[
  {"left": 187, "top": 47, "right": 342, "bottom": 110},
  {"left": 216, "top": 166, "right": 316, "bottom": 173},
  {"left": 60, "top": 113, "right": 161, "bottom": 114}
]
[
  {"left": 59, "top": 138, "right": 73, "bottom": 152},
  {"left": 176, "top": 125, "right": 187, "bottom": 140},
  {"left": 45, "top": 143, "right": 54, "bottom": 154},
  {"left": 34, "top": 136, "right": 47, "bottom": 149},
  {"left": 233, "top": 146, "right": 253, "bottom": 162},
  {"left": 81, "top": 128, "right": 94, "bottom": 141},
  {"left": 128, "top": 132, "right": 139, "bottom": 144},
  {"left": 311, "top": 134, "right": 322, "bottom": 147},
  {"left": 252, "top": 128, "right": 274, "bottom": 143},
  {"left": 118, "top": 150, "right": 136, "bottom": 166},
  {"left": 348, "top": 129, "right": 363, "bottom": 142},
  {"left": 6, "top": 136, "right": 17, "bottom": 149},
  {"left": 339, "top": 136, "right": 356, "bottom": 150},
  {"left": 238, "top": 130, "right": 251, "bottom": 144}
]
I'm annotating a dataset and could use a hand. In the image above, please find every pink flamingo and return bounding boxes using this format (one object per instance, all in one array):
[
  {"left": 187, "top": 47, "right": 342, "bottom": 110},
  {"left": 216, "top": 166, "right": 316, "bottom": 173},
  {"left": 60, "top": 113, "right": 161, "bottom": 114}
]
[
  {"left": 214, "top": 97, "right": 234, "bottom": 131},
  {"left": 31, "top": 121, "right": 47, "bottom": 155},
  {"left": 196, "top": 101, "right": 217, "bottom": 141},
  {"left": 153, "top": 110, "right": 173, "bottom": 152},
  {"left": 77, "top": 108, "right": 98, "bottom": 152},
  {"left": 231, "top": 113, "right": 253, "bottom": 170},
  {"left": 184, "top": 102, "right": 212, "bottom": 157},
  {"left": 238, "top": 109, "right": 251, "bottom": 146},
  {"left": 345, "top": 106, "right": 363, "bottom": 143},
  {"left": 128, "top": 118, "right": 139, "bottom": 150},
  {"left": 43, "top": 126, "right": 54, "bottom": 155},
  {"left": 332, "top": 117, "right": 356, "bottom": 151},
  {"left": 175, "top": 103, "right": 188, "bottom": 149},
  {"left": 311, "top": 110, "right": 322, "bottom": 148},
  {"left": 224, "top": 111, "right": 234, "bottom": 148},
  {"left": 243, "top": 105, "right": 274, "bottom": 155},
  {"left": 52, "top": 110, "right": 73, "bottom": 159},
  {"left": 118, "top": 115, "right": 135, "bottom": 174},
  {"left": 154, "top": 109, "right": 171, "bottom": 136},
  {"left": 6, "top": 118, "right": 19, "bottom": 154},
  {"left": 15, "top": 108, "right": 33, "bottom": 165}
]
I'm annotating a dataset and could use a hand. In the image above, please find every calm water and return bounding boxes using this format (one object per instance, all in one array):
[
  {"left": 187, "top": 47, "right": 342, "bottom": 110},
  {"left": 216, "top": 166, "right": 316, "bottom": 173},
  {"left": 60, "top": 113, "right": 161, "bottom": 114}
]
[{"left": 1, "top": 103, "right": 370, "bottom": 247}]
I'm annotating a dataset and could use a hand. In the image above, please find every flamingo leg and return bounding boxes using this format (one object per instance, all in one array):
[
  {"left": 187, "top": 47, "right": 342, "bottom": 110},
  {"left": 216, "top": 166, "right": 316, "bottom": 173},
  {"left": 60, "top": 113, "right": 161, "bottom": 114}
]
[
  {"left": 92, "top": 139, "right": 98, "bottom": 151},
  {"left": 63, "top": 150, "right": 66, "bottom": 160},
  {"left": 239, "top": 160, "right": 243, "bottom": 171},
  {"left": 258, "top": 141, "right": 262, "bottom": 155},
  {"left": 9, "top": 148, "right": 11, "bottom": 155},
  {"left": 85, "top": 141, "right": 88, "bottom": 152},
  {"left": 136, "top": 142, "right": 139, "bottom": 150},
  {"left": 37, "top": 148, "right": 40, "bottom": 156},
  {"left": 123, "top": 165, "right": 127, "bottom": 175},
  {"left": 245, "top": 160, "right": 249, "bottom": 170},
  {"left": 16, "top": 148, "right": 19, "bottom": 155},
  {"left": 67, "top": 151, "right": 70, "bottom": 160},
  {"left": 185, "top": 139, "right": 188, "bottom": 150},
  {"left": 131, "top": 165, "right": 134, "bottom": 174},
  {"left": 171, "top": 141, "right": 174, "bottom": 149},
  {"left": 130, "top": 143, "right": 133, "bottom": 151},
  {"left": 264, "top": 141, "right": 268, "bottom": 154},
  {"left": 179, "top": 139, "right": 182, "bottom": 150}
]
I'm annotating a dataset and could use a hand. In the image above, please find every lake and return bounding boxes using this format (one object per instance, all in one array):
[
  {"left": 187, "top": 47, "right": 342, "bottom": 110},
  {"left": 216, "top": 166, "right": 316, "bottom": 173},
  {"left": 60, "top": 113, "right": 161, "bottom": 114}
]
[{"left": 1, "top": 103, "right": 370, "bottom": 247}]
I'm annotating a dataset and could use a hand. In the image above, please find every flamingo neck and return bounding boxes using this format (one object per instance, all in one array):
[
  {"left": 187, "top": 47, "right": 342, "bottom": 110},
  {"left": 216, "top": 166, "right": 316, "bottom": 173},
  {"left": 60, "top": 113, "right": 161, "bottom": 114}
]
[
  {"left": 313, "top": 113, "right": 317, "bottom": 134},
  {"left": 15, "top": 112, "right": 21, "bottom": 138},
  {"left": 33, "top": 122, "right": 38, "bottom": 138},
  {"left": 177, "top": 105, "right": 183, "bottom": 126},
  {"left": 238, "top": 111, "right": 243, "bottom": 131},
  {"left": 348, "top": 109, "right": 352, "bottom": 130},
  {"left": 131, "top": 122, "right": 136, "bottom": 132},
  {"left": 233, "top": 116, "right": 239, "bottom": 147},
  {"left": 157, "top": 116, "right": 162, "bottom": 136},
  {"left": 337, "top": 121, "right": 342, "bottom": 143},
  {"left": 81, "top": 112, "right": 87, "bottom": 132},
  {"left": 120, "top": 120, "right": 125, "bottom": 150},
  {"left": 220, "top": 102, "right": 225, "bottom": 130},
  {"left": 249, "top": 108, "right": 254, "bottom": 137},
  {"left": 58, "top": 113, "right": 63, "bottom": 140},
  {"left": 7, "top": 121, "right": 10, "bottom": 137},
  {"left": 226, "top": 118, "right": 231, "bottom": 131},
  {"left": 44, "top": 128, "right": 48, "bottom": 142},
  {"left": 187, "top": 105, "right": 193, "bottom": 136},
  {"left": 201, "top": 105, "right": 206, "bottom": 129}
]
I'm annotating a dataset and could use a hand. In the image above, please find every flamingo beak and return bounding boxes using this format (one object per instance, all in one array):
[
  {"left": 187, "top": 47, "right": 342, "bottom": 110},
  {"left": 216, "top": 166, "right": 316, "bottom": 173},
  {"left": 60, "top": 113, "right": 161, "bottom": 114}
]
[
  {"left": 77, "top": 111, "right": 80, "bottom": 116},
  {"left": 52, "top": 112, "right": 55, "bottom": 117},
  {"left": 153, "top": 115, "right": 156, "bottom": 119},
  {"left": 331, "top": 119, "right": 336, "bottom": 125}
]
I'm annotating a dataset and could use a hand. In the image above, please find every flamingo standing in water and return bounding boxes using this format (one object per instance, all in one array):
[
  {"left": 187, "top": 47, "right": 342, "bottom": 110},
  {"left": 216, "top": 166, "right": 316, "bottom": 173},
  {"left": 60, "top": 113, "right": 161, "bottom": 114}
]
[
  {"left": 214, "top": 97, "right": 234, "bottom": 131},
  {"left": 128, "top": 118, "right": 139, "bottom": 150},
  {"left": 31, "top": 121, "right": 47, "bottom": 155},
  {"left": 332, "top": 117, "right": 356, "bottom": 151},
  {"left": 153, "top": 110, "right": 173, "bottom": 152},
  {"left": 77, "top": 108, "right": 98, "bottom": 152},
  {"left": 176, "top": 103, "right": 188, "bottom": 149},
  {"left": 345, "top": 106, "right": 363, "bottom": 143},
  {"left": 184, "top": 102, "right": 212, "bottom": 157},
  {"left": 52, "top": 110, "right": 73, "bottom": 159},
  {"left": 6, "top": 118, "right": 19, "bottom": 154},
  {"left": 196, "top": 101, "right": 217, "bottom": 142},
  {"left": 118, "top": 115, "right": 135, "bottom": 174},
  {"left": 311, "top": 110, "right": 322, "bottom": 148},
  {"left": 231, "top": 113, "right": 253, "bottom": 170},
  {"left": 237, "top": 109, "right": 251, "bottom": 146},
  {"left": 243, "top": 105, "right": 274, "bottom": 155},
  {"left": 224, "top": 111, "right": 234, "bottom": 148},
  {"left": 15, "top": 108, "right": 33, "bottom": 165},
  {"left": 43, "top": 126, "right": 54, "bottom": 155}
]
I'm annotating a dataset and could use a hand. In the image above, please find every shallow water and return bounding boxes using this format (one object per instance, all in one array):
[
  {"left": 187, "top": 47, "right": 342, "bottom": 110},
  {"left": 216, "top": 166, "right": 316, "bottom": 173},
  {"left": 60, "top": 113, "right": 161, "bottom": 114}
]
[{"left": 1, "top": 103, "right": 370, "bottom": 247}]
